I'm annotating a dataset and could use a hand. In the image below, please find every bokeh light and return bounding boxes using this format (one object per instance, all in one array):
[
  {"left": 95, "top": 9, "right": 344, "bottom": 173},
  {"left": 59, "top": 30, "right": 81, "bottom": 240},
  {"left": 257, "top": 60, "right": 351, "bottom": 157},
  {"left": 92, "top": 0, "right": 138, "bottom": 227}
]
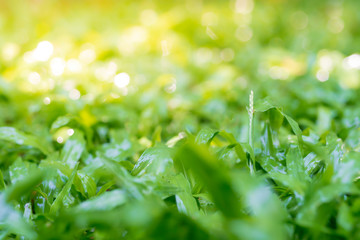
[{"left": 114, "top": 73, "right": 130, "bottom": 88}]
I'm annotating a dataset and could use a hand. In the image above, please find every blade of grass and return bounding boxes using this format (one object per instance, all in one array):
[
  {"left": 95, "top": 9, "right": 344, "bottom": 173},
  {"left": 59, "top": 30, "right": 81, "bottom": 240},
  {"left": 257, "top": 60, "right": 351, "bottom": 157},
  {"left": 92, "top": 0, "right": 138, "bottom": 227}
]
[
  {"left": 0, "top": 127, "right": 51, "bottom": 155},
  {"left": 175, "top": 141, "right": 242, "bottom": 218},
  {"left": 50, "top": 163, "right": 79, "bottom": 215}
]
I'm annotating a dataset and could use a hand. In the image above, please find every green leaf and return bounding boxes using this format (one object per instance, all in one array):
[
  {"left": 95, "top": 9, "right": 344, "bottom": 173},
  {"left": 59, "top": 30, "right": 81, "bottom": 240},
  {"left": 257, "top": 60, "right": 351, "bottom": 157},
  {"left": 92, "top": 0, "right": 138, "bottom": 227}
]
[
  {"left": 50, "top": 163, "right": 79, "bottom": 215},
  {"left": 283, "top": 113, "right": 304, "bottom": 151},
  {"left": 75, "top": 189, "right": 127, "bottom": 211},
  {"left": 77, "top": 172, "right": 97, "bottom": 198},
  {"left": 5, "top": 169, "right": 45, "bottom": 202},
  {"left": 316, "top": 107, "right": 332, "bottom": 133},
  {"left": 9, "top": 157, "right": 27, "bottom": 184},
  {"left": 254, "top": 98, "right": 280, "bottom": 112},
  {"left": 255, "top": 98, "right": 304, "bottom": 152},
  {"left": 337, "top": 202, "right": 353, "bottom": 232},
  {"left": 151, "top": 126, "right": 162, "bottom": 146},
  {"left": 132, "top": 146, "right": 173, "bottom": 176},
  {"left": 101, "top": 156, "right": 143, "bottom": 200},
  {"left": 96, "top": 180, "right": 116, "bottom": 196},
  {"left": 172, "top": 174, "right": 199, "bottom": 216},
  {"left": 286, "top": 146, "right": 309, "bottom": 181},
  {"left": 0, "top": 127, "right": 51, "bottom": 155},
  {"left": 261, "top": 122, "right": 276, "bottom": 158},
  {"left": 40, "top": 160, "right": 86, "bottom": 197},
  {"left": 50, "top": 115, "right": 74, "bottom": 131},
  {"left": 218, "top": 130, "right": 247, "bottom": 163},
  {"left": 195, "top": 128, "right": 218, "bottom": 144},
  {"left": 60, "top": 131, "right": 86, "bottom": 168},
  {"left": 269, "top": 108, "right": 284, "bottom": 131},
  {"left": 230, "top": 172, "right": 287, "bottom": 240},
  {"left": 297, "top": 183, "right": 359, "bottom": 226},
  {"left": 174, "top": 141, "right": 242, "bottom": 218},
  {"left": 332, "top": 151, "right": 360, "bottom": 184},
  {"left": 0, "top": 169, "right": 5, "bottom": 189},
  {"left": 258, "top": 155, "right": 286, "bottom": 176}
]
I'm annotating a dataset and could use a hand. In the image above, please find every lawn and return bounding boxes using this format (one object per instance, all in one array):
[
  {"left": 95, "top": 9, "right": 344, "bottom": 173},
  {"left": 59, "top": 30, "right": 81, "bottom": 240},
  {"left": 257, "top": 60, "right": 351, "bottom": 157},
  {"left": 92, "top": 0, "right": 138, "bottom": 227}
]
[{"left": 1, "top": 0, "right": 360, "bottom": 239}]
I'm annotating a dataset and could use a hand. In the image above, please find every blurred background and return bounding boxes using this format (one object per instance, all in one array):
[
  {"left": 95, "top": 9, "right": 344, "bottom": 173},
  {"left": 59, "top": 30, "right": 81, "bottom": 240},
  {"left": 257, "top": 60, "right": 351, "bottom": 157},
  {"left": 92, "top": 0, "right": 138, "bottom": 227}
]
[{"left": 1, "top": 0, "right": 360, "bottom": 144}]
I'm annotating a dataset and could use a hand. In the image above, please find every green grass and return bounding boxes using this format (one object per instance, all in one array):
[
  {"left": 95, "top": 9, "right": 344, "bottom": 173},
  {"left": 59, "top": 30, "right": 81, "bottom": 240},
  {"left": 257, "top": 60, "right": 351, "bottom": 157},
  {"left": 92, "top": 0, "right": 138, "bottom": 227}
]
[
  {"left": 1, "top": 95, "right": 360, "bottom": 239},
  {"left": 1, "top": 0, "right": 360, "bottom": 239}
]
